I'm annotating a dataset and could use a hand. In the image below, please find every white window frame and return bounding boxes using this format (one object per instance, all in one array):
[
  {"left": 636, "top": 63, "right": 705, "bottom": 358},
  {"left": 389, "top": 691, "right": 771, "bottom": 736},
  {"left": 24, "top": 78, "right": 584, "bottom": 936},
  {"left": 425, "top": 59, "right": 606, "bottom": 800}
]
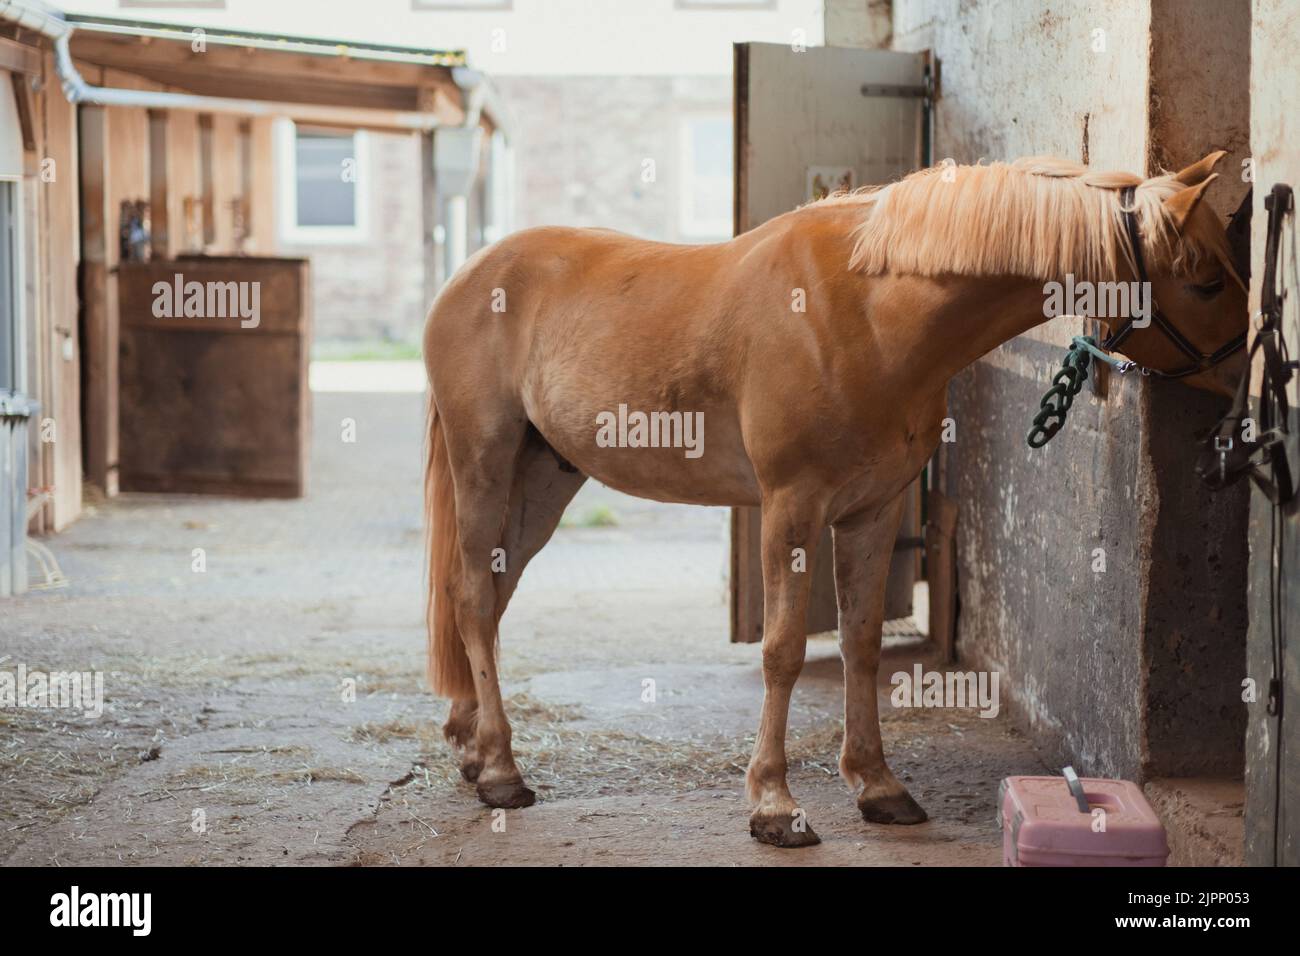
[
  {"left": 677, "top": 112, "right": 733, "bottom": 241},
  {"left": 276, "top": 120, "right": 370, "bottom": 244}
]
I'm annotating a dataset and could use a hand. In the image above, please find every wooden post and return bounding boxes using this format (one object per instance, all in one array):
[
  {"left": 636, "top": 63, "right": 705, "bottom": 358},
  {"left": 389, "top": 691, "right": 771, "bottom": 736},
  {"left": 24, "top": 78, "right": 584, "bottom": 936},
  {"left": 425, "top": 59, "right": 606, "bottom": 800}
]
[
  {"left": 77, "top": 104, "right": 119, "bottom": 497},
  {"left": 925, "top": 489, "right": 959, "bottom": 662},
  {"left": 148, "top": 110, "right": 170, "bottom": 257},
  {"left": 198, "top": 114, "right": 215, "bottom": 249}
]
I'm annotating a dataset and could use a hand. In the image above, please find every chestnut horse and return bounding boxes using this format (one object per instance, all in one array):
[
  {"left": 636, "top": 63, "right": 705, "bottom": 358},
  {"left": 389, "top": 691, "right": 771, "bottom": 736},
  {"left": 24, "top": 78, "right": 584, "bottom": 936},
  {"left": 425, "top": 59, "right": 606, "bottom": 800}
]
[{"left": 422, "top": 152, "right": 1246, "bottom": 847}]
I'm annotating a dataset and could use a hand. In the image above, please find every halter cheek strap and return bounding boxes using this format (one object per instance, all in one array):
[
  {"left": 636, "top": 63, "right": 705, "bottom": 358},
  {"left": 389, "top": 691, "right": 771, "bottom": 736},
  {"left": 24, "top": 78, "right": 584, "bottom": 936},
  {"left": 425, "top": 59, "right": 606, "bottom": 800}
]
[
  {"left": 1097, "top": 186, "right": 1247, "bottom": 379},
  {"left": 1027, "top": 183, "right": 1252, "bottom": 447}
]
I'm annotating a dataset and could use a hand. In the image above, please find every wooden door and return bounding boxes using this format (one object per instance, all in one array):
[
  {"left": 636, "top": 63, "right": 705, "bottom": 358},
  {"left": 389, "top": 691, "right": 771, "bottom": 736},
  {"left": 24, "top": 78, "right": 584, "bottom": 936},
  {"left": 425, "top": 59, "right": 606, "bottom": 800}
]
[
  {"left": 117, "top": 256, "right": 312, "bottom": 498},
  {"left": 730, "top": 42, "right": 931, "bottom": 643}
]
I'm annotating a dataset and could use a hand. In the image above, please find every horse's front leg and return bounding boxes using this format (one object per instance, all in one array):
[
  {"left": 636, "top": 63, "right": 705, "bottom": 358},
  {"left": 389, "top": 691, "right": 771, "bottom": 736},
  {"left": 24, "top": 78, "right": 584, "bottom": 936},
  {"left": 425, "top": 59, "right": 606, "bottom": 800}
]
[
  {"left": 746, "top": 489, "right": 824, "bottom": 848},
  {"left": 832, "top": 495, "right": 928, "bottom": 824}
]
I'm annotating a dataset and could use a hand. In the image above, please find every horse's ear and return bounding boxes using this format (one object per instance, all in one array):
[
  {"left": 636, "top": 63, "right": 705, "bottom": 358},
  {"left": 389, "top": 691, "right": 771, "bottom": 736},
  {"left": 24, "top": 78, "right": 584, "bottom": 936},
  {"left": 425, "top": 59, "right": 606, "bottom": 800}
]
[
  {"left": 1164, "top": 173, "right": 1218, "bottom": 231},
  {"left": 1174, "top": 150, "right": 1228, "bottom": 186},
  {"left": 1226, "top": 187, "right": 1252, "bottom": 283}
]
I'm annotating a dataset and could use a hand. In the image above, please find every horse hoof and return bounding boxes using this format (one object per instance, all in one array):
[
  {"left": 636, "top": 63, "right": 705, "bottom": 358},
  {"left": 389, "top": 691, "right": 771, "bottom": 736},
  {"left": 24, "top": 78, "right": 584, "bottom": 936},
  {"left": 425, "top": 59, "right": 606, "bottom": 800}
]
[
  {"left": 859, "top": 790, "right": 928, "bottom": 825},
  {"left": 476, "top": 781, "right": 536, "bottom": 809},
  {"left": 749, "top": 813, "right": 821, "bottom": 848},
  {"left": 459, "top": 758, "right": 483, "bottom": 783}
]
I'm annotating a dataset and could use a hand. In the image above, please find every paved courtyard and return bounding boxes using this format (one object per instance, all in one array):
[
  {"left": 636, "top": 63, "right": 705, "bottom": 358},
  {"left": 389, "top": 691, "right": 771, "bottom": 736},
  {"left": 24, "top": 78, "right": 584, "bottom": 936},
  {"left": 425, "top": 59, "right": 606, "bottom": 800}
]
[{"left": 0, "top": 369, "right": 1047, "bottom": 865}]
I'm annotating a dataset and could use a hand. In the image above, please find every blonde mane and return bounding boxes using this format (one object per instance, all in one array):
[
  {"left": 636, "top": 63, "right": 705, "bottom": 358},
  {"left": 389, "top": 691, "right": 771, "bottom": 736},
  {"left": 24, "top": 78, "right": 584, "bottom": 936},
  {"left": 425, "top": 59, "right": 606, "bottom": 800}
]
[{"left": 837, "top": 157, "right": 1237, "bottom": 284}]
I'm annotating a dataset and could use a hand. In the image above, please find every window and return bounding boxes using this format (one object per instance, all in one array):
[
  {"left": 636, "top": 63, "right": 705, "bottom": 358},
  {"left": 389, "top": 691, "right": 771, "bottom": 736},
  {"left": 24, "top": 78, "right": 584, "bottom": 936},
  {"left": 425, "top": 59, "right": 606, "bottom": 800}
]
[
  {"left": 277, "top": 123, "right": 368, "bottom": 243},
  {"left": 678, "top": 115, "right": 732, "bottom": 240}
]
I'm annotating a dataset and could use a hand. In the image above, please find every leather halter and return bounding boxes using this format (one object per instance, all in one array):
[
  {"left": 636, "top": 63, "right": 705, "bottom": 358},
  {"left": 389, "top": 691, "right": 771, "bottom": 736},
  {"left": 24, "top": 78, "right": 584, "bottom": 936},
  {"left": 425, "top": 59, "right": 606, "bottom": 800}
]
[{"left": 1099, "top": 186, "right": 1247, "bottom": 379}]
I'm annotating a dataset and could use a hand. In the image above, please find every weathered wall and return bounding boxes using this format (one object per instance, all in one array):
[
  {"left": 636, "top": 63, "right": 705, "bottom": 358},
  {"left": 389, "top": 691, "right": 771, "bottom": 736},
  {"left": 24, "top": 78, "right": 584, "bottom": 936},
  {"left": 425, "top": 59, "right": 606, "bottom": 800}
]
[
  {"left": 1244, "top": 0, "right": 1300, "bottom": 866},
  {"left": 1141, "top": 0, "right": 1252, "bottom": 780},
  {"left": 893, "top": 0, "right": 1250, "bottom": 779},
  {"left": 825, "top": 0, "right": 893, "bottom": 48}
]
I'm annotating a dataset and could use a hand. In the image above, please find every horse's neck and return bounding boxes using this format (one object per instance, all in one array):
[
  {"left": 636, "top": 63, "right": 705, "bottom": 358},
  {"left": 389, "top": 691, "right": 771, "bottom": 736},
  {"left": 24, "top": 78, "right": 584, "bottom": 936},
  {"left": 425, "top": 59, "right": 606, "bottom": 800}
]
[{"left": 874, "top": 274, "right": 1053, "bottom": 392}]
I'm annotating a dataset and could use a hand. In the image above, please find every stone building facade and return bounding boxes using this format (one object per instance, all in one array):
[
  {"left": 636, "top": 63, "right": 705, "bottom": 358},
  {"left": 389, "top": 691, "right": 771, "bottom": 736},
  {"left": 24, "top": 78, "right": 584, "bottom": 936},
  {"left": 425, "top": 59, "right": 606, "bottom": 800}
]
[
  {"left": 493, "top": 75, "right": 733, "bottom": 243},
  {"left": 279, "top": 130, "right": 427, "bottom": 346}
]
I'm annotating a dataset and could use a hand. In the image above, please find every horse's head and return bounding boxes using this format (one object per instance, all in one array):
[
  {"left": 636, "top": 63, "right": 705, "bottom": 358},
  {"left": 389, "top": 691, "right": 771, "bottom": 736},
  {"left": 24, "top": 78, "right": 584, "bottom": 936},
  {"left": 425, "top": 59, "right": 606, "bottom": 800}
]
[
  {"left": 848, "top": 153, "right": 1252, "bottom": 396},
  {"left": 1106, "top": 151, "right": 1249, "bottom": 396}
]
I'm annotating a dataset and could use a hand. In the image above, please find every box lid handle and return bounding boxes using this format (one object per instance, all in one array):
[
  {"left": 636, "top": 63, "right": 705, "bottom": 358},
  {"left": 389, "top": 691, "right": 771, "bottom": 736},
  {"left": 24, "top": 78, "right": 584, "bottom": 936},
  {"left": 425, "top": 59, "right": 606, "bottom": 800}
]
[{"left": 1062, "top": 766, "right": 1090, "bottom": 813}]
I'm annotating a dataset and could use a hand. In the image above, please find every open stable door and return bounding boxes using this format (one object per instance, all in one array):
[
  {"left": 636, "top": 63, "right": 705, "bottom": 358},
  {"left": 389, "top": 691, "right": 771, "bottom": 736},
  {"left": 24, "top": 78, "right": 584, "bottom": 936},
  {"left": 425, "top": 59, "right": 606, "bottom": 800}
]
[{"left": 730, "top": 42, "right": 931, "bottom": 643}]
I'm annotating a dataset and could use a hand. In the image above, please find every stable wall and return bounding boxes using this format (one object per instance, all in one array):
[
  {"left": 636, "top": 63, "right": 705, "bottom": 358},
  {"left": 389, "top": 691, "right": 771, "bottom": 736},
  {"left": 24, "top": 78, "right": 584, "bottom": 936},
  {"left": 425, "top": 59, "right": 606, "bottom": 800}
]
[
  {"left": 1244, "top": 0, "right": 1300, "bottom": 867},
  {"left": 75, "top": 61, "right": 278, "bottom": 495},
  {"left": 891, "top": 0, "right": 1250, "bottom": 780},
  {"left": 11, "top": 46, "right": 83, "bottom": 534}
]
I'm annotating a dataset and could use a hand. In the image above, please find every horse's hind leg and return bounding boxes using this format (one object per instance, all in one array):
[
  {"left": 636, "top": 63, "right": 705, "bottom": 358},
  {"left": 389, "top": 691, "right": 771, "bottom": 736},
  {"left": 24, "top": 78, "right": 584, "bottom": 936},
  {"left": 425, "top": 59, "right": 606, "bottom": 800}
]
[
  {"left": 747, "top": 487, "right": 825, "bottom": 848},
  {"left": 832, "top": 495, "right": 927, "bottom": 825},
  {"left": 494, "top": 428, "right": 588, "bottom": 613},
  {"left": 443, "top": 698, "right": 482, "bottom": 782},
  {"left": 439, "top": 408, "right": 538, "bottom": 808},
  {"left": 451, "top": 431, "right": 586, "bottom": 785}
]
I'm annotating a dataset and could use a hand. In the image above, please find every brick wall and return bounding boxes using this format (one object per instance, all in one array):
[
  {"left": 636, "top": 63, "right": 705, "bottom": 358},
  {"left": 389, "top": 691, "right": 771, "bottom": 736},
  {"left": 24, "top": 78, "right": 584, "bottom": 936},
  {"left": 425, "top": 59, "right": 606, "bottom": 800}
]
[
  {"left": 280, "top": 131, "right": 427, "bottom": 346},
  {"left": 494, "top": 75, "right": 732, "bottom": 242},
  {"left": 294, "top": 76, "right": 731, "bottom": 346}
]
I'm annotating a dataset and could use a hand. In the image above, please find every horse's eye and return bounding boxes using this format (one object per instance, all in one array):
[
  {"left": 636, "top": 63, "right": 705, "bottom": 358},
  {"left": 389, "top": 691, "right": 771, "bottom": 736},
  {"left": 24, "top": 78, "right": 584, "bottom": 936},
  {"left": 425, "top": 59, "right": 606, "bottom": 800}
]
[{"left": 1188, "top": 277, "right": 1225, "bottom": 299}]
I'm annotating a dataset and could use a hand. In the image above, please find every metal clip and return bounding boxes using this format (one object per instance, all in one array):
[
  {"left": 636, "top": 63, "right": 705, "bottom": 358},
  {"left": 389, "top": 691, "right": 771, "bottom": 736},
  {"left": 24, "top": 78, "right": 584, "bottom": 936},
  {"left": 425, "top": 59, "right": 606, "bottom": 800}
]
[{"left": 1115, "top": 360, "right": 1136, "bottom": 375}]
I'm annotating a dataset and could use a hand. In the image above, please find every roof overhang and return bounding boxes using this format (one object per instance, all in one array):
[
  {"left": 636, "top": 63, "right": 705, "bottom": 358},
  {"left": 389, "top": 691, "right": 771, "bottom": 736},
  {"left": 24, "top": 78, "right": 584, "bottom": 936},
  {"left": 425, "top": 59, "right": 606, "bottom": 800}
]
[{"left": 64, "top": 15, "right": 472, "bottom": 129}]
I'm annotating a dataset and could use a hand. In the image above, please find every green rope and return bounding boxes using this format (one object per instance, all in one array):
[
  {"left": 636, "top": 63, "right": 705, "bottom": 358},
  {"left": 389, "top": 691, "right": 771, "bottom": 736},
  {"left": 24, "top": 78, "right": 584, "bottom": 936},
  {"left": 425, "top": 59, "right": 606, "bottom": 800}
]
[
  {"left": 1068, "top": 334, "right": 1134, "bottom": 371},
  {"left": 1026, "top": 336, "right": 1104, "bottom": 448}
]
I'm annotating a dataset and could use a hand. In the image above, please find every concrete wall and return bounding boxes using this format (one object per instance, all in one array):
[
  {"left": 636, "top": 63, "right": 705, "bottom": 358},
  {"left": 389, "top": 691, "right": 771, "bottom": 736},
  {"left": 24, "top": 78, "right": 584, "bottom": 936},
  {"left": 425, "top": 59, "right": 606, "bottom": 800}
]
[
  {"left": 825, "top": 0, "right": 893, "bottom": 48},
  {"left": 892, "top": 0, "right": 1250, "bottom": 780},
  {"left": 1244, "top": 0, "right": 1300, "bottom": 866}
]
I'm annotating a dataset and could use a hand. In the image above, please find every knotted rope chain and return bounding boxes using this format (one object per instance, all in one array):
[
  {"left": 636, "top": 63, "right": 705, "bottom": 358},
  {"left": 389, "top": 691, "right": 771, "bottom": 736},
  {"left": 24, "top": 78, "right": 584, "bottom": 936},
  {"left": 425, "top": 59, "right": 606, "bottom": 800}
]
[{"left": 1025, "top": 336, "right": 1097, "bottom": 448}]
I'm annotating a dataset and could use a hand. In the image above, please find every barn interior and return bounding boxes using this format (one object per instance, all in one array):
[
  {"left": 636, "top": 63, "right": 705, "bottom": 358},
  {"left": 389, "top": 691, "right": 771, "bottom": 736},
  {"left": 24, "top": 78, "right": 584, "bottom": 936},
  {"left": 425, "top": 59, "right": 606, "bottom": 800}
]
[{"left": 2, "top": 0, "right": 1296, "bottom": 867}]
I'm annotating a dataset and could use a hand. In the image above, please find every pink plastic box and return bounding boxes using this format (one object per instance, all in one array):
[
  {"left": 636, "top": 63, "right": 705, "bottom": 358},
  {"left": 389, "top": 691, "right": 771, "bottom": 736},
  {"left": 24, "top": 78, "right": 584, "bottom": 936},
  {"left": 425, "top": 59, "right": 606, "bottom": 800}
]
[{"left": 998, "top": 769, "right": 1169, "bottom": 867}]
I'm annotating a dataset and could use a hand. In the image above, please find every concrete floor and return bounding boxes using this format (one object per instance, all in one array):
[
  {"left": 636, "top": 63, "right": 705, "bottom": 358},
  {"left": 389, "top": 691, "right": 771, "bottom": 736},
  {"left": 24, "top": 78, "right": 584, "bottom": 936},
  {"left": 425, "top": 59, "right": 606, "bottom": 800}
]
[{"left": 1, "top": 381, "right": 1050, "bottom": 866}]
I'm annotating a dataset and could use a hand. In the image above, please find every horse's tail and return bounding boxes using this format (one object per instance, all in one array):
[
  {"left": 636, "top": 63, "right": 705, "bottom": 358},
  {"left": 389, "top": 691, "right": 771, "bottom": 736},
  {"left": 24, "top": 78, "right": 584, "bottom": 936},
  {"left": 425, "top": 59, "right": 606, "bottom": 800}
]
[{"left": 425, "top": 394, "right": 475, "bottom": 699}]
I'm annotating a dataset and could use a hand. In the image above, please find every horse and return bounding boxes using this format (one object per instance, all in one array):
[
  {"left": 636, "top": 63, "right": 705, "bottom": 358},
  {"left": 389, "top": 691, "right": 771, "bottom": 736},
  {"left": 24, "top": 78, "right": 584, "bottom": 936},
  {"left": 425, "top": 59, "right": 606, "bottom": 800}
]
[{"left": 421, "top": 151, "right": 1248, "bottom": 847}]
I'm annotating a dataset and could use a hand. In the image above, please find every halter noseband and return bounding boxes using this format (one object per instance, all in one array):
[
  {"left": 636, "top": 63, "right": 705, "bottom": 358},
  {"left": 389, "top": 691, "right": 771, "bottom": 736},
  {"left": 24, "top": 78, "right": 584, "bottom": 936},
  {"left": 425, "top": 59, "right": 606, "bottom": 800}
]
[{"left": 1093, "top": 185, "right": 1247, "bottom": 379}]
